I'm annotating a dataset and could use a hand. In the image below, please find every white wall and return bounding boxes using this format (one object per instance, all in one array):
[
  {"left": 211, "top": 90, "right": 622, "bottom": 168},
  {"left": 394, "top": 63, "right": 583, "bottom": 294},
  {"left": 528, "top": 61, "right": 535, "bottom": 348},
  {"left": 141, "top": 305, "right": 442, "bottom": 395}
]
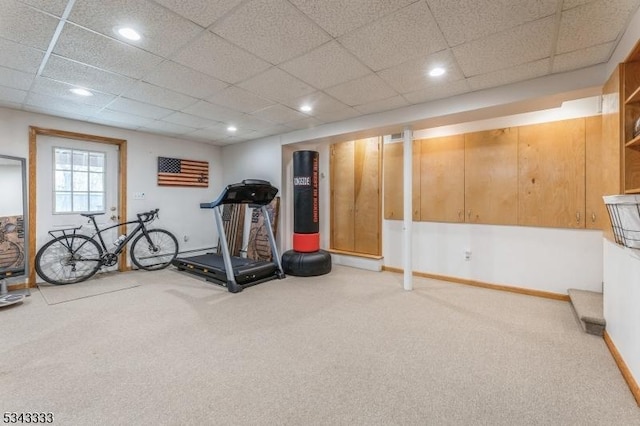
[
  {"left": 603, "top": 240, "right": 640, "bottom": 389},
  {"left": 0, "top": 107, "right": 223, "bottom": 255},
  {"left": 0, "top": 164, "right": 24, "bottom": 217}
]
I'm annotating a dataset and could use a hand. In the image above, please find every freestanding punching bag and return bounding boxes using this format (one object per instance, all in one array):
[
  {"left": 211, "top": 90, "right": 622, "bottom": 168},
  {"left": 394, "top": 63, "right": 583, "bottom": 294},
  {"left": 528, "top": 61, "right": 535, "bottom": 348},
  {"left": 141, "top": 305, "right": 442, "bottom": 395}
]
[{"left": 281, "top": 150, "right": 331, "bottom": 276}]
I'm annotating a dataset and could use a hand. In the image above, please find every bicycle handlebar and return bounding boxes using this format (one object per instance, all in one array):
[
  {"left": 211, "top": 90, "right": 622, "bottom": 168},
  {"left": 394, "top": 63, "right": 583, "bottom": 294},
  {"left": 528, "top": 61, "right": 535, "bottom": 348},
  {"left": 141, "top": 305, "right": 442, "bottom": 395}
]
[{"left": 137, "top": 208, "right": 159, "bottom": 223}]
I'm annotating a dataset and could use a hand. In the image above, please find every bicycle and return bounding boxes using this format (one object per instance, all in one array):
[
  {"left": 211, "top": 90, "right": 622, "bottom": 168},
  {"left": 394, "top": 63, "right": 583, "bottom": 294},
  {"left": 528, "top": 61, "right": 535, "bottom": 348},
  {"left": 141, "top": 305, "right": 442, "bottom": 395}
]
[{"left": 35, "top": 209, "right": 178, "bottom": 285}]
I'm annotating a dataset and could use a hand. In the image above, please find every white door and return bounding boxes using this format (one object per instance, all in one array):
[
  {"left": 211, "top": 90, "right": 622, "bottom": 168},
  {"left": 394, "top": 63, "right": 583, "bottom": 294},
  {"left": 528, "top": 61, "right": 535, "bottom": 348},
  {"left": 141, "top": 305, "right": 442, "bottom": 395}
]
[{"left": 36, "top": 136, "right": 119, "bottom": 281}]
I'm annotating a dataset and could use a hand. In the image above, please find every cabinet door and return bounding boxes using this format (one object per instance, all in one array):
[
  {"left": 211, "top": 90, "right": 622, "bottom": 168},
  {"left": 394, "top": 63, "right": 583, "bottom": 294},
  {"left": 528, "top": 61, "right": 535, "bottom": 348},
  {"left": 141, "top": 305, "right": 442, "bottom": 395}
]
[
  {"left": 420, "top": 135, "right": 465, "bottom": 222},
  {"left": 585, "top": 115, "right": 607, "bottom": 230},
  {"left": 383, "top": 141, "right": 421, "bottom": 221},
  {"left": 354, "top": 138, "right": 381, "bottom": 255},
  {"left": 518, "top": 118, "right": 586, "bottom": 228},
  {"left": 464, "top": 128, "right": 518, "bottom": 224},
  {"left": 330, "top": 140, "right": 355, "bottom": 251}
]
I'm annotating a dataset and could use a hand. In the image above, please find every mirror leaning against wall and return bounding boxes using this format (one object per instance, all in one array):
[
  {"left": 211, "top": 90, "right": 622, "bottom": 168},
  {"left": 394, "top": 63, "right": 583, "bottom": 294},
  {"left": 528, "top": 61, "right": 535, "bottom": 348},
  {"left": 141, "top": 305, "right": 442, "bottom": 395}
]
[{"left": 0, "top": 154, "right": 30, "bottom": 307}]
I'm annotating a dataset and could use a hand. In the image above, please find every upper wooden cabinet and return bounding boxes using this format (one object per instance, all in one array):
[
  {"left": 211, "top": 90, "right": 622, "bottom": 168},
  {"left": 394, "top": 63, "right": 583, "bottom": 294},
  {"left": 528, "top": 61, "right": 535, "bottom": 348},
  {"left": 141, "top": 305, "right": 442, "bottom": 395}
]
[
  {"left": 383, "top": 141, "right": 420, "bottom": 221},
  {"left": 518, "top": 118, "right": 586, "bottom": 229},
  {"left": 330, "top": 138, "right": 382, "bottom": 256},
  {"left": 419, "top": 135, "right": 465, "bottom": 223},
  {"left": 585, "top": 115, "right": 608, "bottom": 230},
  {"left": 464, "top": 128, "right": 518, "bottom": 225},
  {"left": 623, "top": 43, "right": 640, "bottom": 194}
]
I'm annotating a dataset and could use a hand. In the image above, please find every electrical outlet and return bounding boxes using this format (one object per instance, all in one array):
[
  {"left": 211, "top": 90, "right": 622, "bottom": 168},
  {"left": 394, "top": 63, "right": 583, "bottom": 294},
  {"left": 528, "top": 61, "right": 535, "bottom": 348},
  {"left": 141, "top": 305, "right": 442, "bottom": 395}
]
[
  {"left": 464, "top": 249, "right": 472, "bottom": 261},
  {"left": 133, "top": 192, "right": 145, "bottom": 200},
  {"left": 183, "top": 235, "right": 189, "bottom": 242}
]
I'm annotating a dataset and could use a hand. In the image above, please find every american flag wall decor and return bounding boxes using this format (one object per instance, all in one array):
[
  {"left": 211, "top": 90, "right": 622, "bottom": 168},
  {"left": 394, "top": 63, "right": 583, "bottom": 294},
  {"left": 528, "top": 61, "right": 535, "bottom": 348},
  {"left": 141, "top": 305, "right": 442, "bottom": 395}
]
[{"left": 157, "top": 157, "right": 209, "bottom": 187}]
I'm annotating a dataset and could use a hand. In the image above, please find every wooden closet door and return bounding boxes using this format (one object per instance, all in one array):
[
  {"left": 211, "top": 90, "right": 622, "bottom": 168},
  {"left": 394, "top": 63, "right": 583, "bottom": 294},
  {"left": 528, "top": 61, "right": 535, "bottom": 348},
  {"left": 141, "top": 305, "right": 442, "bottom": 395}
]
[
  {"left": 420, "top": 135, "right": 465, "bottom": 222},
  {"left": 518, "top": 118, "right": 586, "bottom": 228},
  {"left": 331, "top": 141, "right": 355, "bottom": 251},
  {"left": 354, "top": 138, "right": 381, "bottom": 255},
  {"left": 465, "top": 128, "right": 518, "bottom": 224}
]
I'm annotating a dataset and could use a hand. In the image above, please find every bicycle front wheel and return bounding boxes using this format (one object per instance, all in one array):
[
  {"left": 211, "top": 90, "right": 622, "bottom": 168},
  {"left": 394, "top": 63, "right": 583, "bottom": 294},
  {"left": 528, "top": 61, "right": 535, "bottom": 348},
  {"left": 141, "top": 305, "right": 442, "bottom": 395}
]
[
  {"left": 35, "top": 234, "right": 103, "bottom": 285},
  {"left": 130, "top": 229, "right": 178, "bottom": 271}
]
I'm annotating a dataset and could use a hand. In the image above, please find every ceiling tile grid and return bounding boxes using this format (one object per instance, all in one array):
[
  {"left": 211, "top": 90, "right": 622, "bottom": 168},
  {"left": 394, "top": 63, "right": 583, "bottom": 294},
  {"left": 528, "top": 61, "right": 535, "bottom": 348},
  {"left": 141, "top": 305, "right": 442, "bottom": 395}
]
[{"left": 2, "top": 0, "right": 640, "bottom": 145}]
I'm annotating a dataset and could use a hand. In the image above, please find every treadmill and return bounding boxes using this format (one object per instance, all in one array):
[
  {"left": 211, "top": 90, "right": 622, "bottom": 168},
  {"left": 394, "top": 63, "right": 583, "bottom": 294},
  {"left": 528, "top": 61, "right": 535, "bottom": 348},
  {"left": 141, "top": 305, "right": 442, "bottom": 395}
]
[{"left": 172, "top": 179, "right": 285, "bottom": 293}]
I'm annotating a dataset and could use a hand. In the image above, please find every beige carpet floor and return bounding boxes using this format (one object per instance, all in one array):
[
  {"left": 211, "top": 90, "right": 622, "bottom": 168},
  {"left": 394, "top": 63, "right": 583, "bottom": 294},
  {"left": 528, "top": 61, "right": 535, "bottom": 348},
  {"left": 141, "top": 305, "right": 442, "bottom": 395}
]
[
  {"left": 37, "top": 271, "right": 140, "bottom": 305},
  {"left": 2, "top": 265, "right": 639, "bottom": 425}
]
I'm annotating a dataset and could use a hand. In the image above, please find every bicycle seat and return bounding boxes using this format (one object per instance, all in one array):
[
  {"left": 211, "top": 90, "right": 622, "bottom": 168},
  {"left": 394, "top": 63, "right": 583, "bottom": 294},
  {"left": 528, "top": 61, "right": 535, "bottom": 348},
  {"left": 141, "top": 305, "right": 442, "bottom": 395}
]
[{"left": 80, "top": 212, "right": 105, "bottom": 218}]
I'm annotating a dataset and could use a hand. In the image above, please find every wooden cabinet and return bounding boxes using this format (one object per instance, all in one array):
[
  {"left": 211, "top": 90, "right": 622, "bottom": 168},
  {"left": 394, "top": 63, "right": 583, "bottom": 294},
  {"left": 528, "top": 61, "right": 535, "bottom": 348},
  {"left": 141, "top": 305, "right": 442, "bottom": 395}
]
[
  {"left": 419, "top": 135, "right": 465, "bottom": 223},
  {"left": 585, "top": 115, "right": 608, "bottom": 230},
  {"left": 330, "top": 138, "right": 381, "bottom": 256},
  {"left": 383, "top": 141, "right": 420, "bottom": 220},
  {"left": 623, "top": 43, "right": 640, "bottom": 194},
  {"left": 518, "top": 118, "right": 586, "bottom": 229},
  {"left": 464, "top": 128, "right": 518, "bottom": 225}
]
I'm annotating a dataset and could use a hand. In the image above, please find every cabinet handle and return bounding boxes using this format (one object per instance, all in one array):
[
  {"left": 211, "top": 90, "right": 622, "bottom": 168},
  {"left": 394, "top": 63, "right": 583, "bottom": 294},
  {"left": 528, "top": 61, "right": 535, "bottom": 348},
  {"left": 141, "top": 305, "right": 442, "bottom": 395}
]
[
  {"left": 591, "top": 212, "right": 596, "bottom": 223},
  {"left": 467, "top": 210, "right": 471, "bottom": 221},
  {"left": 576, "top": 211, "right": 581, "bottom": 224},
  {"left": 458, "top": 210, "right": 463, "bottom": 220}
]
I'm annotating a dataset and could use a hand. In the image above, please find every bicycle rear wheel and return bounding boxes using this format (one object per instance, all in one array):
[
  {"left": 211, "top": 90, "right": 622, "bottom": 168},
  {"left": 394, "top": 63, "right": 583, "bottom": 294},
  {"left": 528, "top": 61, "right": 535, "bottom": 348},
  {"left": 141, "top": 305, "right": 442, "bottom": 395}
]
[
  {"left": 35, "top": 234, "right": 103, "bottom": 285},
  {"left": 130, "top": 229, "right": 178, "bottom": 271}
]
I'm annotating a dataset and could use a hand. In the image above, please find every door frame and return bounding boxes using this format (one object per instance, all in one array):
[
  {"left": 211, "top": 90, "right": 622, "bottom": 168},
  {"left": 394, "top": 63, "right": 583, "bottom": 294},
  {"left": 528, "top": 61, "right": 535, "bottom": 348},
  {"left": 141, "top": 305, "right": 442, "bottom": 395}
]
[{"left": 28, "top": 126, "right": 128, "bottom": 286}]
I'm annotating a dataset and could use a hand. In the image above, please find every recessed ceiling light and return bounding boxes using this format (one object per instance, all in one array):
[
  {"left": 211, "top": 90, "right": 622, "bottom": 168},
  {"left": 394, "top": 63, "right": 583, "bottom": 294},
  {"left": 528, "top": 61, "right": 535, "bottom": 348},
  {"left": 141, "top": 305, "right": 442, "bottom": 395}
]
[
  {"left": 70, "top": 88, "right": 93, "bottom": 96},
  {"left": 300, "top": 104, "right": 312, "bottom": 113},
  {"left": 227, "top": 126, "right": 237, "bottom": 132},
  {"left": 429, "top": 67, "right": 446, "bottom": 77},
  {"left": 117, "top": 27, "right": 141, "bottom": 41}
]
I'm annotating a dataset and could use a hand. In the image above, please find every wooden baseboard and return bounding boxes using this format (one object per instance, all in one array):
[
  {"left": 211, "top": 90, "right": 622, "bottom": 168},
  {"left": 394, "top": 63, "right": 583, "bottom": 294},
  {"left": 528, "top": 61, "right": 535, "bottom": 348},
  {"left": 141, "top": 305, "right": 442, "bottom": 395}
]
[
  {"left": 604, "top": 331, "right": 640, "bottom": 406},
  {"left": 381, "top": 266, "right": 570, "bottom": 301},
  {"left": 328, "top": 249, "right": 383, "bottom": 260},
  {"left": 7, "top": 281, "right": 30, "bottom": 291}
]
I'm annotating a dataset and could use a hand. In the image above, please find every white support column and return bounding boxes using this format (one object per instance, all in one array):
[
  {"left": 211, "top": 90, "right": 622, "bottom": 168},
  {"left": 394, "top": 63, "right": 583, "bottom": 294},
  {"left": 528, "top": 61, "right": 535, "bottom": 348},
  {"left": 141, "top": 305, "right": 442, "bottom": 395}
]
[{"left": 403, "top": 126, "right": 413, "bottom": 291}]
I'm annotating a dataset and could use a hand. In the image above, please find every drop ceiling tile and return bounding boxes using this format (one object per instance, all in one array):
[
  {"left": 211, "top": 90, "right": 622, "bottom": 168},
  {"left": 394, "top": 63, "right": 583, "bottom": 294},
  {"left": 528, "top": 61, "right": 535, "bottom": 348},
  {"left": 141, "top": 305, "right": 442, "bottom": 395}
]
[
  {"left": 143, "top": 61, "right": 228, "bottom": 99},
  {"left": 188, "top": 125, "right": 233, "bottom": 140},
  {"left": 173, "top": 31, "right": 271, "bottom": 84},
  {"left": 467, "top": 59, "right": 550, "bottom": 91},
  {"left": 280, "top": 41, "right": 372, "bottom": 90},
  {"left": 140, "top": 120, "right": 198, "bottom": 136},
  {"left": 42, "top": 55, "right": 136, "bottom": 95},
  {"left": 0, "top": 37, "right": 44, "bottom": 73},
  {"left": 251, "top": 104, "right": 308, "bottom": 124},
  {"left": 25, "top": 92, "right": 103, "bottom": 116},
  {"left": 24, "top": 104, "right": 93, "bottom": 121},
  {"left": 284, "top": 116, "right": 324, "bottom": 130},
  {"left": 153, "top": 0, "right": 244, "bottom": 28},
  {"left": 238, "top": 68, "right": 316, "bottom": 103},
  {"left": 426, "top": 0, "right": 558, "bottom": 46},
  {"left": 53, "top": 23, "right": 164, "bottom": 79},
  {"left": 20, "top": 0, "right": 69, "bottom": 16},
  {"left": 0, "top": 86, "right": 27, "bottom": 104},
  {"left": 354, "top": 95, "right": 410, "bottom": 115},
  {"left": 162, "top": 112, "right": 221, "bottom": 128},
  {"left": 68, "top": 0, "right": 203, "bottom": 57},
  {"left": 0, "top": 66, "right": 34, "bottom": 91},
  {"left": 553, "top": 42, "right": 614, "bottom": 72},
  {"left": 283, "top": 91, "right": 352, "bottom": 114},
  {"left": 289, "top": 0, "right": 416, "bottom": 37},
  {"left": 30, "top": 76, "right": 116, "bottom": 107},
  {"left": 86, "top": 117, "right": 142, "bottom": 131},
  {"left": 403, "top": 79, "right": 471, "bottom": 104},
  {"left": 377, "top": 50, "right": 464, "bottom": 94},
  {"left": 232, "top": 115, "right": 281, "bottom": 132},
  {"left": 207, "top": 86, "right": 275, "bottom": 113},
  {"left": 557, "top": 0, "right": 639, "bottom": 54},
  {"left": 339, "top": 2, "right": 447, "bottom": 72},
  {"left": 182, "top": 100, "right": 245, "bottom": 122},
  {"left": 108, "top": 97, "right": 174, "bottom": 119},
  {"left": 212, "top": 0, "right": 330, "bottom": 65},
  {"left": 92, "top": 109, "right": 155, "bottom": 127},
  {"left": 312, "top": 106, "right": 360, "bottom": 123},
  {"left": 453, "top": 17, "right": 555, "bottom": 76},
  {"left": 324, "top": 74, "right": 398, "bottom": 106},
  {"left": 123, "top": 81, "right": 198, "bottom": 110},
  {"left": 0, "top": 0, "right": 59, "bottom": 50}
]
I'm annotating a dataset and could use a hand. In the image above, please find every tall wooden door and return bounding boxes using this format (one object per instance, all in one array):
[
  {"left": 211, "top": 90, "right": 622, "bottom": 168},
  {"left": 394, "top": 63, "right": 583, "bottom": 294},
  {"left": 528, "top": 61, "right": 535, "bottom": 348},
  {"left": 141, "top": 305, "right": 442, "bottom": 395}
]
[
  {"left": 518, "top": 118, "right": 586, "bottom": 228},
  {"left": 330, "top": 138, "right": 381, "bottom": 255},
  {"left": 420, "top": 135, "right": 465, "bottom": 223},
  {"left": 464, "top": 128, "right": 518, "bottom": 224}
]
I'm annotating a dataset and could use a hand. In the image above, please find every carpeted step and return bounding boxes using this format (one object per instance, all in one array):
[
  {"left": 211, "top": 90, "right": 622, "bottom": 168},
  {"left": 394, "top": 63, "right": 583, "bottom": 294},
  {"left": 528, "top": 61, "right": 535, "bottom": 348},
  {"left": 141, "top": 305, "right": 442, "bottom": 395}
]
[{"left": 568, "top": 289, "right": 605, "bottom": 336}]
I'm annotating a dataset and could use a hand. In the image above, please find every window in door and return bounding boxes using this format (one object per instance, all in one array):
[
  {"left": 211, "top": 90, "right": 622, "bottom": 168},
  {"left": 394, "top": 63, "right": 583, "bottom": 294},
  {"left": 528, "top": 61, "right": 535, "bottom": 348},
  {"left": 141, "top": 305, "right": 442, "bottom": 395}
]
[{"left": 53, "top": 147, "right": 106, "bottom": 214}]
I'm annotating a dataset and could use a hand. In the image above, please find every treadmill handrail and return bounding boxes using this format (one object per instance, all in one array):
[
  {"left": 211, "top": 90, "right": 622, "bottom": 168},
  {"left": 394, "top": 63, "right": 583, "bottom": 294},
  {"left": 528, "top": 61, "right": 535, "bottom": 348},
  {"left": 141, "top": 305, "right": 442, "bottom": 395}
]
[{"left": 200, "top": 179, "right": 278, "bottom": 209}]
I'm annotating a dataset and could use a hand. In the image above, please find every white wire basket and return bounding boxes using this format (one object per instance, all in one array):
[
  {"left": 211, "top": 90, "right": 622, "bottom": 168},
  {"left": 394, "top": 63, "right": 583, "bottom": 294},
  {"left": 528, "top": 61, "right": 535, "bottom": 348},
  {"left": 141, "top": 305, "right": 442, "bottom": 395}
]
[{"left": 603, "top": 195, "right": 640, "bottom": 249}]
